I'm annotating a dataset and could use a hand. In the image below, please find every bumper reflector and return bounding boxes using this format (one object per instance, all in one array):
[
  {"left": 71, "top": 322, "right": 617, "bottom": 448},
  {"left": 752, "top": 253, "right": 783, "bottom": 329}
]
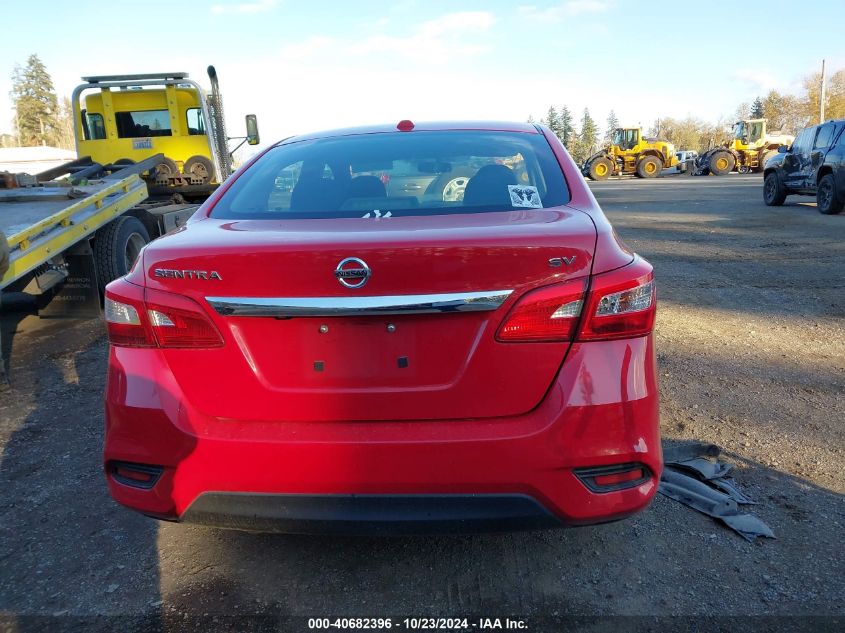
[
  {"left": 574, "top": 463, "right": 651, "bottom": 493},
  {"left": 108, "top": 461, "right": 164, "bottom": 490}
]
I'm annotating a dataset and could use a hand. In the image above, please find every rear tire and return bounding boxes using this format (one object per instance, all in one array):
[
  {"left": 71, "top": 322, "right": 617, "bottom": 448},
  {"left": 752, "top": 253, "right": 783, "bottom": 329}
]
[
  {"left": 94, "top": 216, "right": 150, "bottom": 291},
  {"left": 151, "top": 157, "right": 180, "bottom": 185},
  {"left": 588, "top": 157, "right": 613, "bottom": 180},
  {"left": 636, "top": 155, "right": 662, "bottom": 178},
  {"left": 709, "top": 151, "right": 734, "bottom": 176},
  {"left": 184, "top": 155, "right": 215, "bottom": 184},
  {"left": 427, "top": 168, "right": 474, "bottom": 202},
  {"left": 817, "top": 174, "right": 844, "bottom": 215},
  {"left": 763, "top": 172, "right": 786, "bottom": 206}
]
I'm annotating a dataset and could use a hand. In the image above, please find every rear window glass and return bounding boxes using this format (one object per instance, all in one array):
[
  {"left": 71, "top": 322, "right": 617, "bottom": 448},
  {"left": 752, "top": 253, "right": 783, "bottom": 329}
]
[
  {"left": 210, "top": 130, "right": 570, "bottom": 220},
  {"left": 115, "top": 110, "right": 172, "bottom": 138}
]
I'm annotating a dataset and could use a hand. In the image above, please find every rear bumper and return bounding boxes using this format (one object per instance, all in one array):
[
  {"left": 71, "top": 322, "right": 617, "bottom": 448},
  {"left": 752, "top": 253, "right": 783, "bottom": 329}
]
[
  {"left": 104, "top": 336, "right": 661, "bottom": 532},
  {"left": 181, "top": 493, "right": 562, "bottom": 534}
]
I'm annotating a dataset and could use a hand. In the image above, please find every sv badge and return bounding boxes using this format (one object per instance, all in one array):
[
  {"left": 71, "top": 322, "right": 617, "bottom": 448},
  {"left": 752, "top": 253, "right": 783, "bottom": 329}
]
[{"left": 548, "top": 256, "right": 576, "bottom": 267}]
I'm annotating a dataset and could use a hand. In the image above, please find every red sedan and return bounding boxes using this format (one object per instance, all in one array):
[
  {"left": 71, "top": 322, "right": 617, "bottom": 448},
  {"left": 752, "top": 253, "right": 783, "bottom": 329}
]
[{"left": 103, "top": 120, "right": 661, "bottom": 533}]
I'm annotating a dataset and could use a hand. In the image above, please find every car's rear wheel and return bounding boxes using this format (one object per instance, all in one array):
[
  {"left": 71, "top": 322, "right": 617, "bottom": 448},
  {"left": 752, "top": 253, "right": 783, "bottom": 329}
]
[
  {"left": 426, "top": 169, "right": 474, "bottom": 202},
  {"left": 763, "top": 172, "right": 786, "bottom": 206},
  {"left": 636, "top": 156, "right": 662, "bottom": 178},
  {"left": 588, "top": 157, "right": 613, "bottom": 180},
  {"left": 817, "top": 174, "right": 844, "bottom": 215}
]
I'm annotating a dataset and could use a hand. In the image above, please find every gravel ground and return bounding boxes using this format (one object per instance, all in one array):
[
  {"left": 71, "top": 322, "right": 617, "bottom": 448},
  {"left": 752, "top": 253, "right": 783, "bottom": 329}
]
[{"left": 0, "top": 174, "right": 843, "bottom": 631}]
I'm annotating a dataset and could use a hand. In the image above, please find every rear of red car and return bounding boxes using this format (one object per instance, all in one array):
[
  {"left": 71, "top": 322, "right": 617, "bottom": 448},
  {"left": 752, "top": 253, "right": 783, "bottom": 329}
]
[{"left": 103, "top": 121, "right": 660, "bottom": 533}]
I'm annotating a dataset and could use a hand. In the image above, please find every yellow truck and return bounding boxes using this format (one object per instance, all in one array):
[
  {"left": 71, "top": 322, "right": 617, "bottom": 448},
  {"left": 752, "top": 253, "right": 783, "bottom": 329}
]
[
  {"left": 72, "top": 67, "right": 258, "bottom": 196},
  {"left": 583, "top": 127, "right": 678, "bottom": 180},
  {"left": 1, "top": 67, "right": 257, "bottom": 310},
  {"left": 692, "top": 118, "right": 794, "bottom": 176}
]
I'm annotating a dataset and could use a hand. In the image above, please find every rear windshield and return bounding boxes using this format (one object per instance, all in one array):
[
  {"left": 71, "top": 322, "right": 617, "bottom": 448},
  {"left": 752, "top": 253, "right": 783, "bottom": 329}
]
[{"left": 211, "top": 130, "right": 570, "bottom": 220}]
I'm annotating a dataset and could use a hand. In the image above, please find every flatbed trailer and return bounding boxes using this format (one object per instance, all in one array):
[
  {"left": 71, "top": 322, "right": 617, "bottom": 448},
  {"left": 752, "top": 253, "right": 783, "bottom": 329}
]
[{"left": 1, "top": 154, "right": 199, "bottom": 315}]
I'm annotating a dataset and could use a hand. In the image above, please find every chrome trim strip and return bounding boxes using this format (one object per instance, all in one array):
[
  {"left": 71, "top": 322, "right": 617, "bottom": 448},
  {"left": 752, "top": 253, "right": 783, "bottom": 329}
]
[{"left": 206, "top": 290, "right": 513, "bottom": 317}]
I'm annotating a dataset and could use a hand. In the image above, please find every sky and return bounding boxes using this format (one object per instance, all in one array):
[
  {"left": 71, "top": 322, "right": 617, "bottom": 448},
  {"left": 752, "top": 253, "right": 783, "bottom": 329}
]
[{"left": 1, "top": 0, "right": 843, "bottom": 155}]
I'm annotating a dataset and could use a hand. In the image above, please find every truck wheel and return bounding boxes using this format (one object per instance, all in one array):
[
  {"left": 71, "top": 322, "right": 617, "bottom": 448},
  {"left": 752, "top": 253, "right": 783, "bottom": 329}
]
[
  {"left": 709, "top": 151, "right": 734, "bottom": 176},
  {"left": 184, "top": 155, "right": 215, "bottom": 184},
  {"left": 588, "top": 158, "right": 613, "bottom": 180},
  {"left": 817, "top": 174, "right": 844, "bottom": 215},
  {"left": 152, "top": 157, "right": 180, "bottom": 185},
  {"left": 636, "top": 156, "right": 662, "bottom": 178},
  {"left": 94, "top": 216, "right": 150, "bottom": 290},
  {"left": 763, "top": 172, "right": 786, "bottom": 206}
]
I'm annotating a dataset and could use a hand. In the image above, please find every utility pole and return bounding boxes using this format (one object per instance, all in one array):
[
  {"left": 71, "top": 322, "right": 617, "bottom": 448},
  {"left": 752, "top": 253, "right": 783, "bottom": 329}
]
[{"left": 820, "top": 59, "right": 826, "bottom": 123}]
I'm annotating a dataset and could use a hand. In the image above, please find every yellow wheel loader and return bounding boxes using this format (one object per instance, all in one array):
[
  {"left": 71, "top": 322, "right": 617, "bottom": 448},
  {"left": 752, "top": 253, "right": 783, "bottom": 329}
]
[
  {"left": 583, "top": 127, "right": 678, "bottom": 180},
  {"left": 693, "top": 118, "right": 793, "bottom": 176}
]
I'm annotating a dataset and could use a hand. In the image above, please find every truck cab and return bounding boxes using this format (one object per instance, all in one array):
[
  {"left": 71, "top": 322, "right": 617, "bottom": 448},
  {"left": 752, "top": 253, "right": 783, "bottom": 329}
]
[
  {"left": 72, "top": 70, "right": 257, "bottom": 197},
  {"left": 76, "top": 75, "right": 216, "bottom": 186}
]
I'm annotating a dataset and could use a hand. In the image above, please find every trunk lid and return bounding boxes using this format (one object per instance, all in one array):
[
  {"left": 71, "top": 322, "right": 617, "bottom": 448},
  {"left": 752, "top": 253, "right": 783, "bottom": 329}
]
[{"left": 144, "top": 208, "right": 595, "bottom": 421}]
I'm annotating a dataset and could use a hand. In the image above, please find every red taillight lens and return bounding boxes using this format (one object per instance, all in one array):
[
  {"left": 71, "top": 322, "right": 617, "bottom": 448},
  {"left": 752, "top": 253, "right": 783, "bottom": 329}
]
[
  {"left": 104, "top": 280, "right": 155, "bottom": 348},
  {"left": 495, "top": 258, "right": 655, "bottom": 344},
  {"left": 579, "top": 257, "right": 655, "bottom": 341},
  {"left": 496, "top": 279, "right": 586, "bottom": 342},
  {"left": 145, "top": 288, "right": 224, "bottom": 348},
  {"left": 104, "top": 279, "right": 223, "bottom": 349}
]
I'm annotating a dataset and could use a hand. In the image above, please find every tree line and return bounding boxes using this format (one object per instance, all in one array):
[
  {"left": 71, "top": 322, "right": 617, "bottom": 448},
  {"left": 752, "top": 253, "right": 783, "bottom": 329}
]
[
  {"left": 5, "top": 55, "right": 845, "bottom": 158},
  {"left": 3, "top": 54, "right": 74, "bottom": 149},
  {"left": 528, "top": 106, "right": 609, "bottom": 165},
  {"left": 531, "top": 66, "right": 845, "bottom": 159}
]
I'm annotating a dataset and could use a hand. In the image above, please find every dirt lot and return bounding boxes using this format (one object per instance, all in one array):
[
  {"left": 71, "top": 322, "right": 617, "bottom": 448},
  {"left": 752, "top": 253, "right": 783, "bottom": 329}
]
[{"left": 1, "top": 174, "right": 843, "bottom": 631}]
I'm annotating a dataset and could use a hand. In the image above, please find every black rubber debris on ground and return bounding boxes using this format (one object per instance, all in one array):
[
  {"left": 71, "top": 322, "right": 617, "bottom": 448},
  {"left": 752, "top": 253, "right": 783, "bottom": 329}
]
[{"left": 660, "top": 443, "right": 775, "bottom": 542}]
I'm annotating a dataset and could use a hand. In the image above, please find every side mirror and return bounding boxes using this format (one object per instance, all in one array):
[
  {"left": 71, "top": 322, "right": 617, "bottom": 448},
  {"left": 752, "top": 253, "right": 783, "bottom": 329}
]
[
  {"left": 777, "top": 145, "right": 788, "bottom": 154},
  {"left": 245, "top": 114, "right": 260, "bottom": 146}
]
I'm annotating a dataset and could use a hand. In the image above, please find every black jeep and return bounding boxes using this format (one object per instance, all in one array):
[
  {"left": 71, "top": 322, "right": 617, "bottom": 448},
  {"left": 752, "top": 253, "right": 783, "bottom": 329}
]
[{"left": 763, "top": 118, "right": 845, "bottom": 214}]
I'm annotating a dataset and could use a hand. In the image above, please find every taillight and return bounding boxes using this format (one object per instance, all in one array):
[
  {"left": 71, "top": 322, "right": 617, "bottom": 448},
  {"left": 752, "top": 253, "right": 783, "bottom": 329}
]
[
  {"left": 496, "top": 278, "right": 586, "bottom": 342},
  {"left": 495, "top": 257, "right": 655, "bottom": 344},
  {"left": 145, "top": 287, "right": 224, "bottom": 348},
  {"left": 104, "top": 280, "right": 155, "bottom": 348},
  {"left": 579, "top": 257, "right": 655, "bottom": 341},
  {"left": 104, "top": 279, "right": 223, "bottom": 349}
]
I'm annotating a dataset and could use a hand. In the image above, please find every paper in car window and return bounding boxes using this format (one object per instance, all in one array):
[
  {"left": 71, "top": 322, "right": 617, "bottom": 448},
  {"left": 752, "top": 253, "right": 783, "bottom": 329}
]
[{"left": 508, "top": 185, "right": 542, "bottom": 209}]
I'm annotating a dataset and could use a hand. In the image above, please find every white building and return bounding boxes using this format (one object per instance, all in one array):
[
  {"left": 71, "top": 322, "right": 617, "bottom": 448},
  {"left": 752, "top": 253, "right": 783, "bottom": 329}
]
[{"left": 0, "top": 146, "right": 76, "bottom": 175}]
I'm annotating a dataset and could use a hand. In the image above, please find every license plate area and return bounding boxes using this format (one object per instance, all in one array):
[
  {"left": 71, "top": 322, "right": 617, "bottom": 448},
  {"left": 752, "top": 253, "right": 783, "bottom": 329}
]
[{"left": 235, "top": 313, "right": 485, "bottom": 389}]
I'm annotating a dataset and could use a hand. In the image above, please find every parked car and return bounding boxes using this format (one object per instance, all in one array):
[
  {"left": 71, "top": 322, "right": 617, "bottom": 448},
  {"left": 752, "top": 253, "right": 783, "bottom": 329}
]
[
  {"left": 763, "top": 118, "right": 845, "bottom": 214},
  {"left": 103, "top": 120, "right": 661, "bottom": 533},
  {"left": 675, "top": 150, "right": 698, "bottom": 163}
]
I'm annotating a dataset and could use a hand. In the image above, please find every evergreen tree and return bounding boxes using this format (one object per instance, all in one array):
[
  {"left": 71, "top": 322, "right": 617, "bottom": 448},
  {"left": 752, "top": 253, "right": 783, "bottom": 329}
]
[
  {"left": 604, "top": 109, "right": 619, "bottom": 143},
  {"left": 558, "top": 105, "right": 575, "bottom": 148},
  {"left": 544, "top": 106, "right": 560, "bottom": 137},
  {"left": 579, "top": 108, "right": 598, "bottom": 156},
  {"left": 751, "top": 96, "right": 764, "bottom": 118},
  {"left": 10, "top": 54, "right": 60, "bottom": 146}
]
